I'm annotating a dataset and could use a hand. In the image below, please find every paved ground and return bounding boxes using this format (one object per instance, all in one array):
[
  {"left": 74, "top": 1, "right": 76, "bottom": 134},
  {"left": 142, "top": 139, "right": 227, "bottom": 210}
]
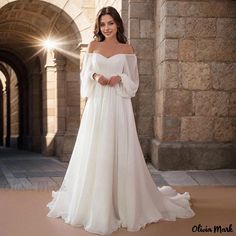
[{"left": 0, "top": 147, "right": 236, "bottom": 190}]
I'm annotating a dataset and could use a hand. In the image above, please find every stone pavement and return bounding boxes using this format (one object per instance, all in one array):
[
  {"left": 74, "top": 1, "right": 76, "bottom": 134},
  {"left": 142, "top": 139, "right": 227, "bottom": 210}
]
[{"left": 0, "top": 147, "right": 236, "bottom": 190}]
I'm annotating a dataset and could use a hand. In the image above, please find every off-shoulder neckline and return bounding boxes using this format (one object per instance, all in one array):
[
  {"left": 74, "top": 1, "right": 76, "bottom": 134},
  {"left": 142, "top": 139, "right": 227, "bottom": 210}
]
[{"left": 86, "top": 52, "right": 136, "bottom": 59}]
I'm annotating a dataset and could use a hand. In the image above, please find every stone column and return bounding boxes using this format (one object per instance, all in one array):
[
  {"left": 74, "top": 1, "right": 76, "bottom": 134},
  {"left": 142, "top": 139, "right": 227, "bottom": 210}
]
[
  {"left": 28, "top": 66, "right": 42, "bottom": 153},
  {"left": 54, "top": 54, "right": 67, "bottom": 159},
  {"left": 60, "top": 47, "right": 81, "bottom": 162},
  {"left": 128, "top": 0, "right": 155, "bottom": 159},
  {"left": 42, "top": 50, "right": 57, "bottom": 156},
  {"left": 152, "top": 0, "right": 236, "bottom": 170}
]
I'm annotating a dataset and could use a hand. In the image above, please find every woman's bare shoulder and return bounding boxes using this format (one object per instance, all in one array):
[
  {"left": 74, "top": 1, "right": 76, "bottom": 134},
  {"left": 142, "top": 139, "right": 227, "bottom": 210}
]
[{"left": 87, "top": 40, "right": 99, "bottom": 53}]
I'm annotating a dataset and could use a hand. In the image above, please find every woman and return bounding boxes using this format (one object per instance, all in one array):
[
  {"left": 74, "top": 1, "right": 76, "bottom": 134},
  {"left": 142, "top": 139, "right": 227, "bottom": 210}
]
[{"left": 47, "top": 6, "right": 195, "bottom": 235}]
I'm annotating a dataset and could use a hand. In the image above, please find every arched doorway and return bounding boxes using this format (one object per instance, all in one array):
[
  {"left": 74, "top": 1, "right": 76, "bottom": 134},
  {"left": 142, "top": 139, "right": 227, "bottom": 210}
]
[
  {"left": 0, "top": 0, "right": 93, "bottom": 161},
  {"left": 0, "top": 52, "right": 28, "bottom": 149}
]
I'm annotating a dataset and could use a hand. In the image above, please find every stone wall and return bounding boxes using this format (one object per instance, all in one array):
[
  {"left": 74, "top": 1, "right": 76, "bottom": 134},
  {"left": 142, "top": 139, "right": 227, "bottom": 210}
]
[{"left": 152, "top": 0, "right": 236, "bottom": 170}]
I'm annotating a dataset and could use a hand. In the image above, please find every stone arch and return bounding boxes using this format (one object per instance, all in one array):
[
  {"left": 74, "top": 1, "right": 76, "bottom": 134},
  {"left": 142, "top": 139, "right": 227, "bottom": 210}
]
[
  {"left": 0, "top": 0, "right": 95, "bottom": 159},
  {"left": 0, "top": 0, "right": 93, "bottom": 45}
]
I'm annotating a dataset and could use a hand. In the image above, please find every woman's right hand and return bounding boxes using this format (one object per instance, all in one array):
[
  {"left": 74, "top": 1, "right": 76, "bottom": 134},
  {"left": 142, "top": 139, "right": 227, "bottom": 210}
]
[{"left": 93, "top": 73, "right": 108, "bottom": 86}]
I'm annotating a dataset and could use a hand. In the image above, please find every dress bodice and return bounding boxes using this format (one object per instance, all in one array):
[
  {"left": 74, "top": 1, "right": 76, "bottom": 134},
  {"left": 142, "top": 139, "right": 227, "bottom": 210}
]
[{"left": 91, "top": 53, "right": 126, "bottom": 78}]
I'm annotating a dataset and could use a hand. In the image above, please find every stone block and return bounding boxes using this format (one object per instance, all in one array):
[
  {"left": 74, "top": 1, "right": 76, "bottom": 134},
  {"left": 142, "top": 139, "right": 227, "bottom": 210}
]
[
  {"left": 165, "top": 1, "right": 178, "bottom": 17},
  {"left": 41, "top": 5, "right": 57, "bottom": 19},
  {"left": 55, "top": 135, "right": 64, "bottom": 157},
  {"left": 186, "top": 18, "right": 216, "bottom": 38},
  {"left": 129, "top": 18, "right": 139, "bottom": 38},
  {"left": 121, "top": 10, "right": 128, "bottom": 30},
  {"left": 180, "top": 62, "right": 211, "bottom": 90},
  {"left": 140, "top": 20, "right": 154, "bottom": 38},
  {"left": 151, "top": 139, "right": 236, "bottom": 170},
  {"left": 162, "top": 116, "right": 181, "bottom": 141},
  {"left": 67, "top": 82, "right": 80, "bottom": 106},
  {"left": 162, "top": 61, "right": 179, "bottom": 89},
  {"left": 227, "top": 1, "right": 236, "bottom": 17},
  {"left": 131, "top": 39, "right": 154, "bottom": 60},
  {"left": 139, "top": 75, "right": 153, "bottom": 93},
  {"left": 164, "top": 89, "right": 193, "bottom": 116},
  {"left": 196, "top": 39, "right": 217, "bottom": 61},
  {"left": 178, "top": 2, "right": 229, "bottom": 17},
  {"left": 67, "top": 117, "right": 80, "bottom": 131},
  {"left": 138, "top": 93, "right": 154, "bottom": 117},
  {"left": 129, "top": 2, "right": 154, "bottom": 19},
  {"left": 216, "top": 40, "right": 236, "bottom": 61},
  {"left": 217, "top": 18, "right": 236, "bottom": 39},
  {"left": 178, "top": 2, "right": 204, "bottom": 17},
  {"left": 194, "top": 91, "right": 229, "bottom": 117},
  {"left": 214, "top": 118, "right": 236, "bottom": 142},
  {"left": 165, "top": 17, "right": 185, "bottom": 38},
  {"left": 159, "top": 39, "right": 178, "bottom": 62},
  {"left": 62, "top": 134, "right": 76, "bottom": 153},
  {"left": 58, "top": 117, "right": 66, "bottom": 131},
  {"left": 122, "top": 0, "right": 128, "bottom": 9},
  {"left": 179, "top": 39, "right": 195, "bottom": 61},
  {"left": 66, "top": 72, "right": 79, "bottom": 81},
  {"left": 212, "top": 63, "right": 236, "bottom": 90},
  {"left": 137, "top": 117, "right": 153, "bottom": 136},
  {"left": 67, "top": 106, "right": 81, "bottom": 116},
  {"left": 196, "top": 38, "right": 236, "bottom": 62},
  {"left": 138, "top": 59, "right": 153, "bottom": 75},
  {"left": 229, "top": 93, "right": 236, "bottom": 116},
  {"left": 181, "top": 117, "right": 214, "bottom": 141}
]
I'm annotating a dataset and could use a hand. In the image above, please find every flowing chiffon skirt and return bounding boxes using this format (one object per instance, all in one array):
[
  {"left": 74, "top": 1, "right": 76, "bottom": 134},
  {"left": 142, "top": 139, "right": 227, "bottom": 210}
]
[{"left": 47, "top": 82, "right": 195, "bottom": 235}]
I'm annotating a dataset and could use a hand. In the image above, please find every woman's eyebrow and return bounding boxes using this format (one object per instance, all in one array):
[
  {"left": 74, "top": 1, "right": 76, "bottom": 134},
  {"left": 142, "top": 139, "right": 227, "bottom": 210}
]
[{"left": 100, "top": 20, "right": 114, "bottom": 24}]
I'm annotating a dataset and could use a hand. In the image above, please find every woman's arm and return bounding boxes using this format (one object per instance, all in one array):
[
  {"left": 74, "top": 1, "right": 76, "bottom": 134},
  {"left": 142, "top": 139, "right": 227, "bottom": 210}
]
[{"left": 107, "top": 43, "right": 135, "bottom": 87}]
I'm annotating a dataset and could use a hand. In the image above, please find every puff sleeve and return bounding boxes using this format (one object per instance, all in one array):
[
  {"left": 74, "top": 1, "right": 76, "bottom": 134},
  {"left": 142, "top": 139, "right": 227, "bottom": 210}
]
[
  {"left": 116, "top": 55, "right": 139, "bottom": 98},
  {"left": 80, "top": 53, "right": 95, "bottom": 98}
]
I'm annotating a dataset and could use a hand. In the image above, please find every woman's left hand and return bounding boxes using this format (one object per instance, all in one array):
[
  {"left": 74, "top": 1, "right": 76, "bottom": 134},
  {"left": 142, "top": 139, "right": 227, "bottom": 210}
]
[{"left": 107, "top": 75, "right": 121, "bottom": 86}]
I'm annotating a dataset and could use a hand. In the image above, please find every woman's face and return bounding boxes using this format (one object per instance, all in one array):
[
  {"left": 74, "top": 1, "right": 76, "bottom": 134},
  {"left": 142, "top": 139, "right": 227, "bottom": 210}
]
[{"left": 100, "top": 14, "right": 118, "bottom": 39}]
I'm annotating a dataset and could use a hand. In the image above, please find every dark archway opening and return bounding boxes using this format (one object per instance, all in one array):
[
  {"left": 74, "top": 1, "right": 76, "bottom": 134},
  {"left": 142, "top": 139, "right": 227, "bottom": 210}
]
[{"left": 0, "top": 49, "right": 29, "bottom": 150}]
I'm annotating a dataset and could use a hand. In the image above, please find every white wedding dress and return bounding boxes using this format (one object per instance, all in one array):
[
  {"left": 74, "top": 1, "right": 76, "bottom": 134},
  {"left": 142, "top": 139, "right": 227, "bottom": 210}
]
[{"left": 46, "top": 52, "right": 195, "bottom": 235}]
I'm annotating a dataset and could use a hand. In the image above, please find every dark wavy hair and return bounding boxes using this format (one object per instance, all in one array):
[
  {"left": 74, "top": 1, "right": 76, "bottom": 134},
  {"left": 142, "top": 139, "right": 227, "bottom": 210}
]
[{"left": 93, "top": 6, "right": 127, "bottom": 44}]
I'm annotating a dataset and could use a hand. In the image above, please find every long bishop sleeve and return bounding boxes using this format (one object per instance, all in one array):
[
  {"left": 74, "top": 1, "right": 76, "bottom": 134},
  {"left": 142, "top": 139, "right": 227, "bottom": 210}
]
[
  {"left": 80, "top": 53, "right": 95, "bottom": 98},
  {"left": 116, "top": 55, "right": 139, "bottom": 98}
]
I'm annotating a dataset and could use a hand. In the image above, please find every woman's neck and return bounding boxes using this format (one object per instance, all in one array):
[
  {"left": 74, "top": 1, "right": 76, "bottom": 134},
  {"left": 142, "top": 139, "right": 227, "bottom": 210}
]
[{"left": 103, "top": 37, "right": 119, "bottom": 44}]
